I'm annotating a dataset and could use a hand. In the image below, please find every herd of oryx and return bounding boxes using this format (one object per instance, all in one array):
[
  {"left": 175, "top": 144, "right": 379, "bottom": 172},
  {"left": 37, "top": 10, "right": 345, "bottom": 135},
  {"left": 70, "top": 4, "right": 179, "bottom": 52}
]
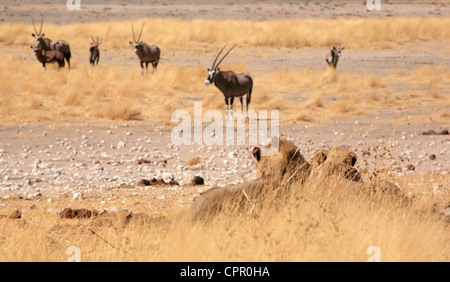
[{"left": 29, "top": 16, "right": 345, "bottom": 118}]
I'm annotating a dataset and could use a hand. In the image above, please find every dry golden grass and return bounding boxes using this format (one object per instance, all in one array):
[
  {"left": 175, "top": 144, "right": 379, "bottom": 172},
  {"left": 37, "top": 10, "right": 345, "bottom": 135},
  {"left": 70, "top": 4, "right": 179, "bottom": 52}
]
[
  {"left": 0, "top": 170, "right": 447, "bottom": 262},
  {"left": 0, "top": 52, "right": 448, "bottom": 125},
  {"left": 1, "top": 17, "right": 449, "bottom": 49},
  {"left": 0, "top": 17, "right": 449, "bottom": 125},
  {"left": 185, "top": 156, "right": 201, "bottom": 167},
  {"left": 0, "top": 54, "right": 210, "bottom": 123}
]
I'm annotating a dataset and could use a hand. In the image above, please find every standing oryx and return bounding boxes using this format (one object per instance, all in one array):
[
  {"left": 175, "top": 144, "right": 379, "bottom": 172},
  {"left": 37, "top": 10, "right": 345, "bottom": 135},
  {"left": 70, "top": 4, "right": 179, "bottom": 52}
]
[
  {"left": 30, "top": 44, "right": 65, "bottom": 70},
  {"left": 129, "top": 23, "right": 161, "bottom": 75},
  {"left": 31, "top": 16, "right": 72, "bottom": 69},
  {"left": 89, "top": 36, "right": 101, "bottom": 67},
  {"left": 326, "top": 42, "right": 345, "bottom": 69},
  {"left": 205, "top": 45, "right": 253, "bottom": 120}
]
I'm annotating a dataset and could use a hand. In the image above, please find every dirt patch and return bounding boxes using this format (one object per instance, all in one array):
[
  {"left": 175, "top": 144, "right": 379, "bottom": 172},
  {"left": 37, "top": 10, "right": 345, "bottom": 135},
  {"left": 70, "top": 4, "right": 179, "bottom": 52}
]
[
  {"left": 2, "top": 1, "right": 449, "bottom": 24},
  {"left": 422, "top": 129, "right": 449, "bottom": 135}
]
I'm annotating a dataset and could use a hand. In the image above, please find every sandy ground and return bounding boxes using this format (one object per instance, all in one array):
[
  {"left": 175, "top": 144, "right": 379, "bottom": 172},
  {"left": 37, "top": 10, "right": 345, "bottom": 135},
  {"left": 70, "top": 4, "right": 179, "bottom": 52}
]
[
  {"left": 1, "top": 0, "right": 449, "bottom": 24},
  {"left": 0, "top": 117, "right": 448, "bottom": 216},
  {"left": 0, "top": 0, "right": 449, "bottom": 217}
]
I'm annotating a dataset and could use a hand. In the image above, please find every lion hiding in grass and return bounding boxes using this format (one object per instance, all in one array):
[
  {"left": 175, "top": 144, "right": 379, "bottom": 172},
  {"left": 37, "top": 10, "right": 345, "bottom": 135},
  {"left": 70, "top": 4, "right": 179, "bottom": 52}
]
[
  {"left": 251, "top": 140, "right": 361, "bottom": 184},
  {"left": 252, "top": 139, "right": 312, "bottom": 184},
  {"left": 190, "top": 139, "right": 405, "bottom": 221},
  {"left": 309, "top": 147, "right": 361, "bottom": 182}
]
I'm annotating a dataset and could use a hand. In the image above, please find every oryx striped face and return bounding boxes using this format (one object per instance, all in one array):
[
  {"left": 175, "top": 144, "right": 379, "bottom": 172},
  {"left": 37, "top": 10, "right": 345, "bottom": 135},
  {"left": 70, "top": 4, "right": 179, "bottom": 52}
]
[
  {"left": 130, "top": 42, "right": 143, "bottom": 53},
  {"left": 334, "top": 46, "right": 344, "bottom": 57},
  {"left": 34, "top": 36, "right": 45, "bottom": 49},
  {"left": 205, "top": 68, "right": 216, "bottom": 86}
]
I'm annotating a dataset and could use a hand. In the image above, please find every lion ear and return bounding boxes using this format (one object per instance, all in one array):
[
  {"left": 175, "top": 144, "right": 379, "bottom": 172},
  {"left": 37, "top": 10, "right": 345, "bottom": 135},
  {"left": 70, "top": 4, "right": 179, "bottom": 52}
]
[
  {"left": 252, "top": 147, "right": 261, "bottom": 161},
  {"left": 312, "top": 150, "right": 327, "bottom": 165},
  {"left": 345, "top": 152, "right": 357, "bottom": 167}
]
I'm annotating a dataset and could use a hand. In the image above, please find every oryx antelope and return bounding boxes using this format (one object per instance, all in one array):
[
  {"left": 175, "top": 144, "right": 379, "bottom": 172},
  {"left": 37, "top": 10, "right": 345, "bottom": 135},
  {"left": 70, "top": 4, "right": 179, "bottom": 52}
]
[
  {"left": 326, "top": 42, "right": 345, "bottom": 69},
  {"left": 31, "top": 16, "right": 72, "bottom": 69},
  {"left": 89, "top": 36, "right": 101, "bottom": 67},
  {"left": 30, "top": 45, "right": 65, "bottom": 70},
  {"left": 205, "top": 45, "right": 253, "bottom": 120},
  {"left": 129, "top": 23, "right": 161, "bottom": 75}
]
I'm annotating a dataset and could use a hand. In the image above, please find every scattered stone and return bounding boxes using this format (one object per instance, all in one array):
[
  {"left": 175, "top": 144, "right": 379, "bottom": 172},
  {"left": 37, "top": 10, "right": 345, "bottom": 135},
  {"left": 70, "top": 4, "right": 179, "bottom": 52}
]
[
  {"left": 137, "top": 177, "right": 179, "bottom": 186},
  {"left": 162, "top": 172, "right": 175, "bottom": 183},
  {"left": 59, "top": 208, "right": 98, "bottom": 219},
  {"left": 429, "top": 154, "right": 436, "bottom": 160},
  {"left": 117, "top": 141, "right": 125, "bottom": 149},
  {"left": 422, "top": 129, "right": 449, "bottom": 135},
  {"left": 8, "top": 209, "right": 22, "bottom": 219},
  {"left": 192, "top": 176, "right": 205, "bottom": 185},
  {"left": 137, "top": 179, "right": 151, "bottom": 186},
  {"left": 228, "top": 151, "right": 237, "bottom": 158},
  {"left": 137, "top": 159, "right": 167, "bottom": 166},
  {"left": 72, "top": 192, "right": 85, "bottom": 200},
  {"left": 406, "top": 164, "right": 415, "bottom": 171}
]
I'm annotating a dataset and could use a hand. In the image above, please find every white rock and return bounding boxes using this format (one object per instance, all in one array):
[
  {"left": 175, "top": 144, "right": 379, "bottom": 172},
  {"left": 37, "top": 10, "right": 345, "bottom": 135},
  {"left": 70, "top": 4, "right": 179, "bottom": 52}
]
[
  {"left": 228, "top": 151, "right": 237, "bottom": 158},
  {"left": 117, "top": 141, "right": 125, "bottom": 149},
  {"left": 162, "top": 172, "right": 174, "bottom": 183},
  {"left": 72, "top": 192, "right": 85, "bottom": 200}
]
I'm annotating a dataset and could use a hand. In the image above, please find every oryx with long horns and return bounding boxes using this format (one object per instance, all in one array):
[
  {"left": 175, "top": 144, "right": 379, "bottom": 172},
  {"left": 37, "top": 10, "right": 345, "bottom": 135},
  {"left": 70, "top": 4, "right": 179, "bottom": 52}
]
[
  {"left": 205, "top": 45, "right": 253, "bottom": 120},
  {"left": 30, "top": 44, "right": 65, "bottom": 70},
  {"left": 89, "top": 36, "right": 101, "bottom": 67},
  {"left": 129, "top": 23, "right": 161, "bottom": 75},
  {"left": 31, "top": 15, "right": 72, "bottom": 69},
  {"left": 326, "top": 42, "right": 345, "bottom": 69}
]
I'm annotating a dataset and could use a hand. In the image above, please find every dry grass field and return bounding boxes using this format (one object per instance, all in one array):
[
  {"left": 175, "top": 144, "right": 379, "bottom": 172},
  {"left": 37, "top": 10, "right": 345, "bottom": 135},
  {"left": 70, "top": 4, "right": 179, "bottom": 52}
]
[
  {"left": 0, "top": 16, "right": 449, "bottom": 124},
  {"left": 0, "top": 1, "right": 449, "bottom": 262},
  {"left": 0, "top": 171, "right": 448, "bottom": 262}
]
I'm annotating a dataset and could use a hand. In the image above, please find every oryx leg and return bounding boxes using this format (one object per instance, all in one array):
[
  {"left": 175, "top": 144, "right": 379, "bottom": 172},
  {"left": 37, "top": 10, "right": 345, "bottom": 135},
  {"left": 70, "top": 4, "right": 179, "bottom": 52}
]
[
  {"left": 145, "top": 62, "right": 149, "bottom": 75},
  {"left": 246, "top": 88, "right": 252, "bottom": 119},
  {"left": 140, "top": 62, "right": 144, "bottom": 76},
  {"left": 239, "top": 96, "right": 244, "bottom": 117},
  {"left": 229, "top": 97, "right": 234, "bottom": 121},
  {"left": 224, "top": 97, "right": 229, "bottom": 121},
  {"left": 152, "top": 60, "right": 158, "bottom": 74}
]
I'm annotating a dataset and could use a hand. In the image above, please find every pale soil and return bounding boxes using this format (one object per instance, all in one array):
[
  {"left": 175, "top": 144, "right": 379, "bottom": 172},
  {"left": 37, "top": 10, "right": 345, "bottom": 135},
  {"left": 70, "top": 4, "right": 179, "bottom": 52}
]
[
  {"left": 1, "top": 0, "right": 448, "bottom": 24},
  {"left": 0, "top": 0, "right": 449, "bottom": 217},
  {"left": 0, "top": 118, "right": 448, "bottom": 217}
]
